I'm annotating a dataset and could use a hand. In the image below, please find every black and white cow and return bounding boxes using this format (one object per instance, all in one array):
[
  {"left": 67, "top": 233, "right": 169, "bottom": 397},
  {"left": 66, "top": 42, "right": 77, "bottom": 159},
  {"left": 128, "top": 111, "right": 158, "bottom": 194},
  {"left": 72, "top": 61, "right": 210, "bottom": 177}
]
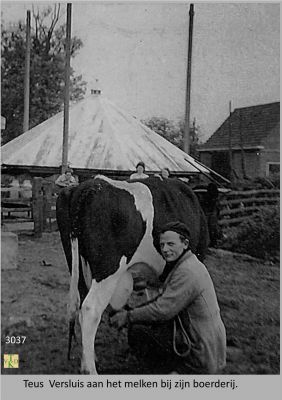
[{"left": 56, "top": 175, "right": 209, "bottom": 374}]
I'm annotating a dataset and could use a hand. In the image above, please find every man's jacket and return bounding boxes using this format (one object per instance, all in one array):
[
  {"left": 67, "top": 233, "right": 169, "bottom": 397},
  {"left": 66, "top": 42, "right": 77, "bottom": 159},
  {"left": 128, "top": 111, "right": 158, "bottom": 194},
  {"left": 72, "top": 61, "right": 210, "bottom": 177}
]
[{"left": 129, "top": 250, "right": 226, "bottom": 373}]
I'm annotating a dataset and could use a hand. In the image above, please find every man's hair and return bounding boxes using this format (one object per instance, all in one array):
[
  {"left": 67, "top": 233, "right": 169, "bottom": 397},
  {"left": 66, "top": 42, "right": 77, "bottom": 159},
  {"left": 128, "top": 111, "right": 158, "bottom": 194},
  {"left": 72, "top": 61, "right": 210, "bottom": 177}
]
[{"left": 158, "top": 221, "right": 191, "bottom": 241}]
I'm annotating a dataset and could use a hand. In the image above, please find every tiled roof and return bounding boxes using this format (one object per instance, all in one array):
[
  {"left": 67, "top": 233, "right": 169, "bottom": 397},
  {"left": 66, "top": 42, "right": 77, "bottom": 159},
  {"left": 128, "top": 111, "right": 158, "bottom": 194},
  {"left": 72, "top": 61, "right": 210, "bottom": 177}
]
[{"left": 199, "top": 102, "right": 280, "bottom": 150}]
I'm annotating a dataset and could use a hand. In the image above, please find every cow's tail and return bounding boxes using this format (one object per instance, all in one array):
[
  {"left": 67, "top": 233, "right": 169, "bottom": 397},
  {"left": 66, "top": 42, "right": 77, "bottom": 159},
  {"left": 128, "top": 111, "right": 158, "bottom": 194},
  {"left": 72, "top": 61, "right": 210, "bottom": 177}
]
[
  {"left": 67, "top": 237, "right": 81, "bottom": 359},
  {"left": 68, "top": 319, "right": 76, "bottom": 360}
]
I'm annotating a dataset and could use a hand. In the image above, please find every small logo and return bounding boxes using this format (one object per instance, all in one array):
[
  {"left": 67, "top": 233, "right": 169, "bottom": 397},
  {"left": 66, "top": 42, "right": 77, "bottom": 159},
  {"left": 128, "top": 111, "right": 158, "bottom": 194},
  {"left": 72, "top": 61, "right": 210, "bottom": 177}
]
[{"left": 3, "top": 354, "right": 19, "bottom": 368}]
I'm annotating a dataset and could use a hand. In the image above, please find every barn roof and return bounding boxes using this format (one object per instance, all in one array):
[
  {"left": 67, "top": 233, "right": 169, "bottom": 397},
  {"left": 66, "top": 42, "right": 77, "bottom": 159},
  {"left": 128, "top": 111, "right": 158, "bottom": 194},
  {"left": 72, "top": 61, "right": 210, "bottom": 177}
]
[
  {"left": 1, "top": 92, "right": 208, "bottom": 174},
  {"left": 198, "top": 102, "right": 280, "bottom": 151}
]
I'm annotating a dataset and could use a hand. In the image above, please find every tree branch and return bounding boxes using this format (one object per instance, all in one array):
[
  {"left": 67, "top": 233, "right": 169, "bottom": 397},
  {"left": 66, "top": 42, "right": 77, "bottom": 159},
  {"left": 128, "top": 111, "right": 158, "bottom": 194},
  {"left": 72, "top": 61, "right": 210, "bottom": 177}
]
[{"left": 45, "top": 3, "right": 61, "bottom": 54}]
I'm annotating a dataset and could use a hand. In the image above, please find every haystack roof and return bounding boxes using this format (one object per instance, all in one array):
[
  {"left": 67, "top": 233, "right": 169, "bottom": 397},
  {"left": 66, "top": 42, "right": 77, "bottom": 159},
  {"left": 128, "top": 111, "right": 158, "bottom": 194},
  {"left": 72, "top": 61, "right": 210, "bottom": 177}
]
[{"left": 2, "top": 92, "right": 208, "bottom": 174}]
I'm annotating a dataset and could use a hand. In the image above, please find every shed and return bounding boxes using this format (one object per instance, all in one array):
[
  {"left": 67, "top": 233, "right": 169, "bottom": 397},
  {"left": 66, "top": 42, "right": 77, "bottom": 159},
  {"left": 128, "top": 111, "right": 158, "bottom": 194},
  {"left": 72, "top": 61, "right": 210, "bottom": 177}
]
[{"left": 198, "top": 102, "right": 280, "bottom": 180}]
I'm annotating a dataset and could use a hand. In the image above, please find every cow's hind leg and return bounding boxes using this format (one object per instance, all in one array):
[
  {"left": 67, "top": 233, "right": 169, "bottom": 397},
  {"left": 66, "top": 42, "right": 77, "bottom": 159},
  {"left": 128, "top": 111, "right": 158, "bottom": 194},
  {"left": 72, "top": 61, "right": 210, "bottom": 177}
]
[
  {"left": 79, "top": 256, "right": 127, "bottom": 374},
  {"left": 67, "top": 238, "right": 80, "bottom": 360}
]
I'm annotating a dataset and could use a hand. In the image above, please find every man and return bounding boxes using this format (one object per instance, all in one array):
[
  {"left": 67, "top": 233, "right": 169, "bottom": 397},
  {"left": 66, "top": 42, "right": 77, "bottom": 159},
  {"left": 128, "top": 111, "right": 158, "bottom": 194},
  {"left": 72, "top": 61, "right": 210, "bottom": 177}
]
[
  {"left": 154, "top": 167, "right": 170, "bottom": 180},
  {"left": 129, "top": 161, "right": 149, "bottom": 180},
  {"left": 111, "top": 221, "right": 226, "bottom": 374},
  {"left": 55, "top": 168, "right": 77, "bottom": 188}
]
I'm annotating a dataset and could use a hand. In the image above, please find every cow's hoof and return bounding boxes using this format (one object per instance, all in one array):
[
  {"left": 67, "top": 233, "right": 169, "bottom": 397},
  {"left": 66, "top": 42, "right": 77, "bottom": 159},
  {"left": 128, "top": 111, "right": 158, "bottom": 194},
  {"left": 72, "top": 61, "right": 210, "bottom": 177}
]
[
  {"left": 80, "top": 365, "right": 97, "bottom": 375},
  {"left": 80, "top": 369, "right": 91, "bottom": 375}
]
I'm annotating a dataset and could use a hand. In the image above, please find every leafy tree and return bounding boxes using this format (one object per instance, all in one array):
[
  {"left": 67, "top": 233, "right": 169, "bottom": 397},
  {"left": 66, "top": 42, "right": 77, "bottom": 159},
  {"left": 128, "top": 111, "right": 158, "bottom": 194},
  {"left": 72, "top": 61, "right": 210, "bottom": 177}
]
[
  {"left": 1, "top": 5, "right": 86, "bottom": 144},
  {"left": 142, "top": 117, "right": 182, "bottom": 148},
  {"left": 177, "top": 119, "right": 203, "bottom": 159},
  {"left": 142, "top": 116, "right": 202, "bottom": 158}
]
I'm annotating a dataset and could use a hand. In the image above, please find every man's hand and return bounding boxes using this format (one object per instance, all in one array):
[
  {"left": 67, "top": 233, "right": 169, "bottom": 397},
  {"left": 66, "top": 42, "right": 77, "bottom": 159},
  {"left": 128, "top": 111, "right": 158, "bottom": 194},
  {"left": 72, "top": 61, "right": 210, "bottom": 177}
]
[
  {"left": 110, "top": 310, "right": 128, "bottom": 329},
  {"left": 133, "top": 279, "right": 147, "bottom": 291}
]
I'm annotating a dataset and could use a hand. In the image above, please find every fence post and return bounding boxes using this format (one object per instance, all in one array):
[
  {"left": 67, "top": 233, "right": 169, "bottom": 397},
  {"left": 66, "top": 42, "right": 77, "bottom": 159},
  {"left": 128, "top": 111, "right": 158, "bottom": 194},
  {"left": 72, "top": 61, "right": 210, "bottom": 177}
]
[
  {"left": 42, "top": 182, "right": 53, "bottom": 231},
  {"left": 32, "top": 177, "right": 43, "bottom": 237},
  {"left": 219, "top": 189, "right": 280, "bottom": 227}
]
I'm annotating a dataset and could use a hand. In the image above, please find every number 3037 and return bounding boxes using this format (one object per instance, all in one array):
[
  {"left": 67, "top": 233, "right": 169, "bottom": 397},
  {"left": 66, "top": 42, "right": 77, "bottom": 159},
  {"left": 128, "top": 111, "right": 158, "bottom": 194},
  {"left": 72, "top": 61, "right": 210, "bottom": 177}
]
[{"left": 5, "top": 336, "right": 26, "bottom": 344}]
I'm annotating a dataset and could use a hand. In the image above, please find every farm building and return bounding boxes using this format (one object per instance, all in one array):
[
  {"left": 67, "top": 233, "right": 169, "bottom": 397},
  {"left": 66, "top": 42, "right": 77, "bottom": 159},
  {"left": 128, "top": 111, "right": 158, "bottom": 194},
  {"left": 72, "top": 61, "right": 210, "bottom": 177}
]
[
  {"left": 1, "top": 89, "right": 209, "bottom": 185},
  {"left": 198, "top": 102, "right": 280, "bottom": 181}
]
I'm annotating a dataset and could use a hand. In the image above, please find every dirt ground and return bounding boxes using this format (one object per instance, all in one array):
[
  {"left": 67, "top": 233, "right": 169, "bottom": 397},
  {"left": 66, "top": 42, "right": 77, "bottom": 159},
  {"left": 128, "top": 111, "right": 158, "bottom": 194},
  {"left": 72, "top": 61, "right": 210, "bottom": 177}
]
[{"left": 1, "top": 230, "right": 280, "bottom": 375}]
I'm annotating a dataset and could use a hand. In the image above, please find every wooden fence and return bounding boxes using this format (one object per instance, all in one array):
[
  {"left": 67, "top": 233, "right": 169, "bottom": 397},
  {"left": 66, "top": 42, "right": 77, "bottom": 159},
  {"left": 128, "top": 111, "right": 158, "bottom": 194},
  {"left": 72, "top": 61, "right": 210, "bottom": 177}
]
[
  {"left": 1, "top": 186, "right": 32, "bottom": 222},
  {"left": 2, "top": 181, "right": 280, "bottom": 233},
  {"left": 32, "top": 177, "right": 57, "bottom": 237},
  {"left": 219, "top": 189, "right": 280, "bottom": 227},
  {"left": 1, "top": 177, "right": 57, "bottom": 237}
]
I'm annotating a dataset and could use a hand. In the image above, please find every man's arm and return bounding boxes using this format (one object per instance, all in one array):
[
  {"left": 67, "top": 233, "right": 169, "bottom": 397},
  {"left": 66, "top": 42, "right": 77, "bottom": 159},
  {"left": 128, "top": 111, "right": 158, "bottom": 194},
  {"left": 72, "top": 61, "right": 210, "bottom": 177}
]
[
  {"left": 55, "top": 175, "right": 67, "bottom": 187},
  {"left": 110, "top": 264, "right": 197, "bottom": 329},
  {"left": 129, "top": 264, "right": 197, "bottom": 324}
]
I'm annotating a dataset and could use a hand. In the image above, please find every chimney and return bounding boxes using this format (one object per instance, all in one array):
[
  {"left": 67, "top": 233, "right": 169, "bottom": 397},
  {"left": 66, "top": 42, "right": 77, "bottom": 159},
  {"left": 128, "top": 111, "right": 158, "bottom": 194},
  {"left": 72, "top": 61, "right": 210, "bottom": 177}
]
[{"left": 90, "top": 79, "right": 101, "bottom": 95}]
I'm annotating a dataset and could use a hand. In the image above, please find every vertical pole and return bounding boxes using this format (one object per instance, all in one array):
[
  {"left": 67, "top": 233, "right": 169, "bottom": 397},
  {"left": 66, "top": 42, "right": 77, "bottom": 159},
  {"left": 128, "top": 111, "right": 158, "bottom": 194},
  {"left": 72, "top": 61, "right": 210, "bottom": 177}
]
[
  {"left": 62, "top": 3, "right": 72, "bottom": 173},
  {"left": 23, "top": 10, "right": 31, "bottom": 133},
  {"left": 239, "top": 110, "right": 247, "bottom": 179},
  {"left": 42, "top": 182, "right": 53, "bottom": 232},
  {"left": 228, "top": 101, "right": 234, "bottom": 183},
  {"left": 192, "top": 117, "right": 196, "bottom": 148},
  {"left": 184, "top": 4, "right": 194, "bottom": 154},
  {"left": 32, "top": 177, "right": 43, "bottom": 238}
]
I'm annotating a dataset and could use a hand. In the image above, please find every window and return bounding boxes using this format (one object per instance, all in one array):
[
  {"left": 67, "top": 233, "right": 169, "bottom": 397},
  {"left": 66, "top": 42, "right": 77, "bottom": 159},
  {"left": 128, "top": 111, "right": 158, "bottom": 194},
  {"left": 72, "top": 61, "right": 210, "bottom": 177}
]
[{"left": 266, "top": 162, "right": 280, "bottom": 177}]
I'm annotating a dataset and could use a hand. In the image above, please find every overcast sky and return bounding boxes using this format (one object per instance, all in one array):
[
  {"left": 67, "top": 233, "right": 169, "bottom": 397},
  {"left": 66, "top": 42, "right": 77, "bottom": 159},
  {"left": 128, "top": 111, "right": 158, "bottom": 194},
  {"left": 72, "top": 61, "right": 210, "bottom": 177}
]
[{"left": 1, "top": 1, "right": 280, "bottom": 141}]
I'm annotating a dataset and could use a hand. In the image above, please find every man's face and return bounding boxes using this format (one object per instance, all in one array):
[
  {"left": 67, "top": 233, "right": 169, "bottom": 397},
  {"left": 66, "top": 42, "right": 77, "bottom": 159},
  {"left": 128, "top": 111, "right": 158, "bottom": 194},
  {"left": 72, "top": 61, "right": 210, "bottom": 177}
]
[
  {"left": 65, "top": 172, "right": 72, "bottom": 179},
  {"left": 137, "top": 165, "right": 144, "bottom": 174},
  {"left": 159, "top": 230, "right": 188, "bottom": 262}
]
